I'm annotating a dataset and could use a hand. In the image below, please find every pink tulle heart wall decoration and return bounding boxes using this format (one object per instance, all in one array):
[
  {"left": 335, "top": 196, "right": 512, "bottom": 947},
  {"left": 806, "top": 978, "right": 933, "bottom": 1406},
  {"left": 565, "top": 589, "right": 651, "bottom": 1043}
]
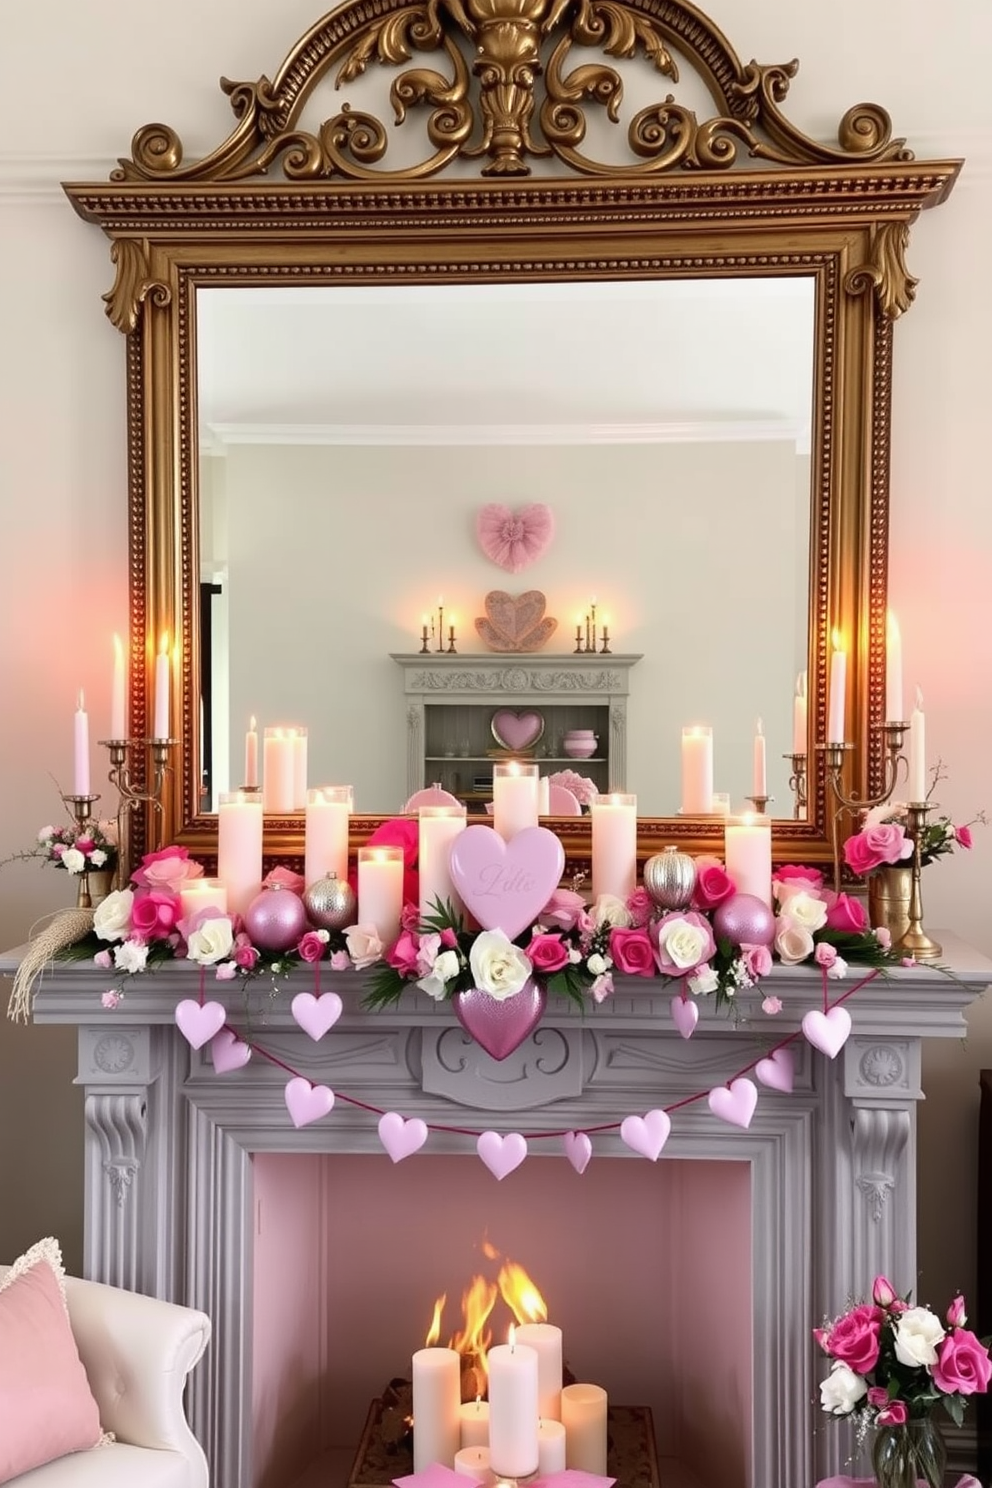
[{"left": 476, "top": 503, "right": 555, "bottom": 573}]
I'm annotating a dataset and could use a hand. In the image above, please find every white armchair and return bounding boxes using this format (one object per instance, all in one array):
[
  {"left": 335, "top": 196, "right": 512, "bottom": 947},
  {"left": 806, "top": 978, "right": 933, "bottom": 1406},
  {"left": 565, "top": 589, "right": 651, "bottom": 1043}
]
[{"left": 0, "top": 1267, "right": 211, "bottom": 1488}]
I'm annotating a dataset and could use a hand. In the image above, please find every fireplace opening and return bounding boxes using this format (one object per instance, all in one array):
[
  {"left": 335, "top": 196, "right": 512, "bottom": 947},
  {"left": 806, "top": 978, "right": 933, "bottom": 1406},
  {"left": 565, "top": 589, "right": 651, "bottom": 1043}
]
[{"left": 251, "top": 1153, "right": 751, "bottom": 1488}]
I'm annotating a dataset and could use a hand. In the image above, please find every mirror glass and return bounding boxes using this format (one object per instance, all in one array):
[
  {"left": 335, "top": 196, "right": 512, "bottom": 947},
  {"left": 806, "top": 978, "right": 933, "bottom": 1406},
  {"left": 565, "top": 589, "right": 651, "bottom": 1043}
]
[{"left": 197, "top": 276, "right": 814, "bottom": 818}]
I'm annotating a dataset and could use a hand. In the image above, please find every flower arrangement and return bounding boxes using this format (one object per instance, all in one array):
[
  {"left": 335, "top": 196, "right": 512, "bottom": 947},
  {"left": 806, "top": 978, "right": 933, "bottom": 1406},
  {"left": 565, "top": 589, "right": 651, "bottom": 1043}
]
[
  {"left": 843, "top": 800, "right": 984, "bottom": 876},
  {"left": 1, "top": 819, "right": 118, "bottom": 878},
  {"left": 546, "top": 769, "right": 599, "bottom": 807}
]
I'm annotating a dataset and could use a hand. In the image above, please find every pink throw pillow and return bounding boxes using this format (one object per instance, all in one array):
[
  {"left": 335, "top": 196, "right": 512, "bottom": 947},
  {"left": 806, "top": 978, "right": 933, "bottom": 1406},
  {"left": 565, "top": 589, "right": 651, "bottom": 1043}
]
[{"left": 0, "top": 1238, "right": 103, "bottom": 1483}]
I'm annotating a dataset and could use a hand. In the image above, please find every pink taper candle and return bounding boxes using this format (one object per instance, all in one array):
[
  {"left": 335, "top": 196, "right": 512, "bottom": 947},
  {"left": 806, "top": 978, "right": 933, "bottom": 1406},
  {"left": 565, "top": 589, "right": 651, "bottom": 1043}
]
[
  {"left": 153, "top": 634, "right": 171, "bottom": 740},
  {"left": 244, "top": 716, "right": 259, "bottom": 789},
  {"left": 752, "top": 718, "right": 767, "bottom": 796},
  {"left": 827, "top": 631, "right": 846, "bottom": 744},
  {"left": 111, "top": 633, "right": 126, "bottom": 740},
  {"left": 73, "top": 690, "right": 91, "bottom": 796},
  {"left": 792, "top": 671, "right": 808, "bottom": 755}
]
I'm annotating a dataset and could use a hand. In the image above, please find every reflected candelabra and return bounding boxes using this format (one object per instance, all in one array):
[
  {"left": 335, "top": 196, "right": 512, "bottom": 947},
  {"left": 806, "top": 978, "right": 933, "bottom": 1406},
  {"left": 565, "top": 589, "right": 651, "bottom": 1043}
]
[
  {"left": 783, "top": 753, "right": 808, "bottom": 820},
  {"left": 100, "top": 737, "right": 178, "bottom": 885},
  {"left": 816, "top": 721, "right": 908, "bottom": 890}
]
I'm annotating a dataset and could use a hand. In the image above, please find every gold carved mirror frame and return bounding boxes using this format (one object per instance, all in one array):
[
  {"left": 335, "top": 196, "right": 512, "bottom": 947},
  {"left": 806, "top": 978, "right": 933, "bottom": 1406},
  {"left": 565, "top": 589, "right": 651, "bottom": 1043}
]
[{"left": 63, "top": 0, "right": 959, "bottom": 873}]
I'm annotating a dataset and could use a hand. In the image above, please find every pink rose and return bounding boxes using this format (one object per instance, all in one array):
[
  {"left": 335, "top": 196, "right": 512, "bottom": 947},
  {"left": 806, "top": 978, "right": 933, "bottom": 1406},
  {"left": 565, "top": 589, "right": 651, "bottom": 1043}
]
[
  {"left": 693, "top": 863, "right": 736, "bottom": 910},
  {"left": 591, "top": 971, "right": 614, "bottom": 1002},
  {"left": 815, "top": 942, "right": 838, "bottom": 969},
  {"left": 625, "top": 886, "right": 653, "bottom": 928},
  {"left": 876, "top": 1401, "right": 908, "bottom": 1426},
  {"left": 742, "top": 943, "right": 772, "bottom": 979},
  {"left": 233, "top": 932, "right": 259, "bottom": 971},
  {"left": 440, "top": 927, "right": 458, "bottom": 948},
  {"left": 867, "top": 1386, "right": 889, "bottom": 1408},
  {"left": 540, "top": 888, "right": 586, "bottom": 932},
  {"left": 130, "top": 889, "right": 181, "bottom": 940},
  {"left": 773, "top": 865, "right": 824, "bottom": 889},
  {"left": 872, "top": 1276, "right": 898, "bottom": 1308},
  {"left": 93, "top": 950, "right": 112, "bottom": 970},
  {"left": 843, "top": 822, "right": 913, "bottom": 876},
  {"left": 264, "top": 865, "right": 306, "bottom": 895},
  {"left": 101, "top": 990, "right": 121, "bottom": 1009},
  {"left": 75, "top": 837, "right": 95, "bottom": 855},
  {"left": 947, "top": 1294, "right": 967, "bottom": 1328},
  {"left": 528, "top": 933, "right": 570, "bottom": 974},
  {"left": 932, "top": 1328, "right": 992, "bottom": 1395},
  {"left": 400, "top": 902, "right": 421, "bottom": 932},
  {"left": 387, "top": 929, "right": 421, "bottom": 975},
  {"left": 330, "top": 950, "right": 351, "bottom": 971},
  {"left": 131, "top": 845, "right": 205, "bottom": 891},
  {"left": 215, "top": 961, "right": 238, "bottom": 981},
  {"left": 609, "top": 927, "right": 657, "bottom": 977},
  {"left": 761, "top": 995, "right": 782, "bottom": 1015},
  {"left": 298, "top": 931, "right": 327, "bottom": 964},
  {"left": 875, "top": 926, "right": 892, "bottom": 950},
  {"left": 955, "top": 824, "right": 973, "bottom": 849},
  {"left": 826, "top": 893, "right": 868, "bottom": 933},
  {"left": 823, "top": 1303, "right": 885, "bottom": 1374}
]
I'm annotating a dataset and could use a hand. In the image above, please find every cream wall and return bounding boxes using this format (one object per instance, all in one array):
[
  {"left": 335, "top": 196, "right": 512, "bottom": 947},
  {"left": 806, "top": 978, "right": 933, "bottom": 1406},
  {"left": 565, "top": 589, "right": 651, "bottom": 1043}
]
[{"left": 0, "top": 0, "right": 989, "bottom": 1310}]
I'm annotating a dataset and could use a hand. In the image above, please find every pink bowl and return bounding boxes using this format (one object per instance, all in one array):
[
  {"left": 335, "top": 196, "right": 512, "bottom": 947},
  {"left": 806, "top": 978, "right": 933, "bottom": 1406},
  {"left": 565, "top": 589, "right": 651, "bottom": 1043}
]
[{"left": 563, "top": 739, "right": 597, "bottom": 758}]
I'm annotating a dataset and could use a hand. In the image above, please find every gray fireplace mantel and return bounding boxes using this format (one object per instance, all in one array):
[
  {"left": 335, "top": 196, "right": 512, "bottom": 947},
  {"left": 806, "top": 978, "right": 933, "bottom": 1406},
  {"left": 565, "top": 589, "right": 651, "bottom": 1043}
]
[{"left": 3, "top": 937, "right": 989, "bottom": 1488}]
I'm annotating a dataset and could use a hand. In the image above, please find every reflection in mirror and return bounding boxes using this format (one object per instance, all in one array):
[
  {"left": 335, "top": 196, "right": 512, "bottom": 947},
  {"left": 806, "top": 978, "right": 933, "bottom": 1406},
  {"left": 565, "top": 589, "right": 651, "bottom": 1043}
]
[{"left": 197, "top": 277, "right": 813, "bottom": 818}]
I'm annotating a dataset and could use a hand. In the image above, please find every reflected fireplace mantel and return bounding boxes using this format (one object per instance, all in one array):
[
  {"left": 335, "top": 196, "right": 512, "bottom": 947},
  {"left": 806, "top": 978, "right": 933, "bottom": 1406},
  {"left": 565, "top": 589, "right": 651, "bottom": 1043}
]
[{"left": 6, "top": 938, "right": 989, "bottom": 1488}]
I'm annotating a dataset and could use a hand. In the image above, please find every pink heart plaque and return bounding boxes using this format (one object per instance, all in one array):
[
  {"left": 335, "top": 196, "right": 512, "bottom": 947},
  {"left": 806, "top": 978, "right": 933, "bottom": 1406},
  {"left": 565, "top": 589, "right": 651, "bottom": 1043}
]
[
  {"left": 448, "top": 825, "right": 565, "bottom": 940},
  {"left": 491, "top": 708, "right": 545, "bottom": 753},
  {"left": 378, "top": 1112, "right": 429, "bottom": 1163},
  {"left": 291, "top": 991, "right": 344, "bottom": 1042},
  {"left": 563, "top": 1131, "right": 593, "bottom": 1175},
  {"left": 175, "top": 999, "right": 227, "bottom": 1050},
  {"left": 708, "top": 1077, "right": 758, "bottom": 1129},
  {"left": 755, "top": 1047, "right": 794, "bottom": 1093},
  {"left": 477, "top": 1130, "right": 528, "bottom": 1180},
  {"left": 210, "top": 1028, "right": 252, "bottom": 1073},
  {"left": 454, "top": 982, "right": 546, "bottom": 1061},
  {"left": 620, "top": 1110, "right": 671, "bottom": 1161},
  {"left": 670, "top": 995, "right": 699, "bottom": 1040},
  {"left": 476, "top": 503, "right": 555, "bottom": 573},
  {"left": 802, "top": 1006, "right": 852, "bottom": 1059},
  {"left": 284, "top": 1077, "right": 335, "bottom": 1129}
]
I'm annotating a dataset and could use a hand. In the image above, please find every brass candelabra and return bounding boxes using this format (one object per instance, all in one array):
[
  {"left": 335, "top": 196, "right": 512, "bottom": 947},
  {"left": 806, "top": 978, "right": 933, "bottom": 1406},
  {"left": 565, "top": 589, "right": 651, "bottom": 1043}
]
[
  {"left": 817, "top": 722, "right": 908, "bottom": 891},
  {"left": 783, "top": 753, "right": 808, "bottom": 820},
  {"left": 100, "top": 737, "right": 177, "bottom": 886},
  {"left": 61, "top": 792, "right": 102, "bottom": 907}
]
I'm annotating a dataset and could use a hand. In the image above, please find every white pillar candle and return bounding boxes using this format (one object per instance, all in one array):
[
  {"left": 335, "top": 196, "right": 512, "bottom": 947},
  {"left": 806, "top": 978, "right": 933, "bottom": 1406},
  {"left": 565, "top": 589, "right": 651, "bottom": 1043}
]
[
  {"left": 561, "top": 1383, "right": 608, "bottom": 1475},
  {"left": 681, "top": 726, "right": 713, "bottom": 814},
  {"left": 412, "top": 1346, "right": 462, "bottom": 1472},
  {"left": 827, "top": 633, "right": 847, "bottom": 744},
  {"left": 458, "top": 1398, "right": 491, "bottom": 1449},
  {"left": 792, "top": 671, "right": 808, "bottom": 755},
  {"left": 358, "top": 845, "right": 404, "bottom": 947},
  {"left": 454, "top": 1446, "right": 493, "bottom": 1484},
  {"left": 752, "top": 718, "right": 767, "bottom": 796},
  {"left": 73, "top": 690, "right": 91, "bottom": 797},
  {"left": 179, "top": 878, "right": 228, "bottom": 919},
  {"left": 263, "top": 727, "right": 295, "bottom": 814},
  {"left": 290, "top": 727, "right": 308, "bottom": 811},
  {"left": 153, "top": 635, "right": 171, "bottom": 740},
  {"left": 305, "top": 786, "right": 353, "bottom": 890},
  {"left": 538, "top": 775, "right": 550, "bottom": 815},
  {"left": 711, "top": 791, "right": 731, "bottom": 817},
  {"left": 217, "top": 790, "right": 264, "bottom": 917},
  {"left": 515, "top": 1322, "right": 563, "bottom": 1422},
  {"left": 488, "top": 1336, "right": 539, "bottom": 1479},
  {"left": 724, "top": 813, "right": 772, "bottom": 909},
  {"left": 493, "top": 762, "right": 539, "bottom": 842},
  {"left": 886, "top": 611, "right": 904, "bottom": 723},
  {"left": 419, "top": 805, "right": 467, "bottom": 920},
  {"left": 111, "top": 634, "right": 126, "bottom": 740},
  {"left": 590, "top": 793, "right": 637, "bottom": 902},
  {"left": 244, "top": 716, "right": 259, "bottom": 790},
  {"left": 908, "top": 687, "right": 927, "bottom": 802},
  {"left": 537, "top": 1419, "right": 567, "bottom": 1475}
]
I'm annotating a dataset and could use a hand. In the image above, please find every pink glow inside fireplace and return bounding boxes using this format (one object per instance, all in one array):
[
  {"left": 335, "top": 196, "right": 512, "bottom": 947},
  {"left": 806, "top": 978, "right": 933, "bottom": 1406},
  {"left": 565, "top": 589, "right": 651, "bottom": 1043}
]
[{"left": 251, "top": 1154, "right": 752, "bottom": 1488}]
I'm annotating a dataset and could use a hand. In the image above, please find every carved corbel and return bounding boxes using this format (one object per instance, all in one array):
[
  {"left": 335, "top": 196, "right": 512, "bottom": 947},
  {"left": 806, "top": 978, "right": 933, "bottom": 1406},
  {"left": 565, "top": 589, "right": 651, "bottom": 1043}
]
[
  {"left": 103, "top": 238, "right": 171, "bottom": 334},
  {"left": 851, "top": 1105, "right": 911, "bottom": 1223},
  {"left": 85, "top": 1091, "right": 148, "bottom": 1210},
  {"left": 844, "top": 221, "right": 919, "bottom": 320}
]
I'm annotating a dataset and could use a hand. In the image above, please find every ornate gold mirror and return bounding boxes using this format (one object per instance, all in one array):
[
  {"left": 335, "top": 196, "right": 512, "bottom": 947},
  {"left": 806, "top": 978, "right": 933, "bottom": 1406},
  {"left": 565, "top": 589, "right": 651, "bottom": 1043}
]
[{"left": 63, "top": 0, "right": 959, "bottom": 871}]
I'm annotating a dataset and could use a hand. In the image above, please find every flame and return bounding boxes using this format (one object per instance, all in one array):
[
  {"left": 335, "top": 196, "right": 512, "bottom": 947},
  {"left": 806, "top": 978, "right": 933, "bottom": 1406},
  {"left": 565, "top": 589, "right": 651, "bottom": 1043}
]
[
  {"left": 428, "top": 1246, "right": 548, "bottom": 1397},
  {"left": 425, "top": 1293, "right": 446, "bottom": 1348},
  {"left": 448, "top": 1274, "right": 498, "bottom": 1388},
  {"left": 497, "top": 1260, "right": 547, "bottom": 1325},
  {"left": 831, "top": 627, "right": 844, "bottom": 653}
]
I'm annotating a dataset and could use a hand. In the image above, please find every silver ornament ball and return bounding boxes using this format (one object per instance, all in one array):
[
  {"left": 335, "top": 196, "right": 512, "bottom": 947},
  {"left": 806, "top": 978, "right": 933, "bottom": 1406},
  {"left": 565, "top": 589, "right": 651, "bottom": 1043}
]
[
  {"left": 304, "top": 872, "right": 357, "bottom": 931},
  {"left": 643, "top": 846, "right": 697, "bottom": 910}
]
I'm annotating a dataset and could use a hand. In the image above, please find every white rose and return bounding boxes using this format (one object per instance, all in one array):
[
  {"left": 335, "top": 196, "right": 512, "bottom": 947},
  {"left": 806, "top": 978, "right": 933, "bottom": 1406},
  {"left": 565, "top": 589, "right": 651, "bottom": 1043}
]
[
  {"left": 90, "top": 848, "right": 108, "bottom": 867},
  {"left": 417, "top": 947, "right": 461, "bottom": 1000},
  {"left": 657, "top": 918, "right": 709, "bottom": 970},
  {"left": 774, "top": 919, "right": 815, "bottom": 965},
  {"left": 819, "top": 1361, "right": 867, "bottom": 1415},
  {"left": 689, "top": 965, "right": 719, "bottom": 995},
  {"left": 894, "top": 1306, "right": 946, "bottom": 1368},
  {"left": 344, "top": 924, "right": 385, "bottom": 970},
  {"left": 61, "top": 848, "right": 86, "bottom": 875},
  {"left": 93, "top": 889, "right": 134, "bottom": 942},
  {"left": 586, "top": 952, "right": 608, "bottom": 976},
  {"left": 469, "top": 930, "right": 532, "bottom": 1002},
  {"left": 590, "top": 894, "right": 632, "bottom": 929},
  {"left": 777, "top": 890, "right": 828, "bottom": 932},
  {"left": 113, "top": 939, "right": 148, "bottom": 975},
  {"left": 827, "top": 955, "right": 849, "bottom": 980},
  {"left": 186, "top": 916, "right": 235, "bottom": 966}
]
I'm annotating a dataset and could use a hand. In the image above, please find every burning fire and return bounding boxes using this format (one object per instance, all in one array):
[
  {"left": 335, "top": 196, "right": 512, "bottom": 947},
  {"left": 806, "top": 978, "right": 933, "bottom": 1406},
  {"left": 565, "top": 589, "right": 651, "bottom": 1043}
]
[{"left": 424, "top": 1244, "right": 547, "bottom": 1398}]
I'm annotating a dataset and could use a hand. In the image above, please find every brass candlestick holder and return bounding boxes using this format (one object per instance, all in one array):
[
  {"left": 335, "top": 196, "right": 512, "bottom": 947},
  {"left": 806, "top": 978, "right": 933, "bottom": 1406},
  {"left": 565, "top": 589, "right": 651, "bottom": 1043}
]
[
  {"left": 784, "top": 752, "right": 808, "bottom": 819},
  {"left": 100, "top": 737, "right": 178, "bottom": 885},
  {"left": 599, "top": 626, "right": 612, "bottom": 654},
  {"left": 61, "top": 792, "right": 102, "bottom": 908},
  {"left": 897, "top": 801, "right": 942, "bottom": 961},
  {"left": 818, "top": 721, "right": 909, "bottom": 889},
  {"left": 745, "top": 793, "right": 773, "bottom": 815}
]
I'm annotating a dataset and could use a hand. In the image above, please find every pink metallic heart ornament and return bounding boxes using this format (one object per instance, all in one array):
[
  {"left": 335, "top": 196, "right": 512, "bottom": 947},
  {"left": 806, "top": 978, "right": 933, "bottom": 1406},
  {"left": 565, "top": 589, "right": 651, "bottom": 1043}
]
[
  {"left": 476, "top": 504, "right": 555, "bottom": 573},
  {"left": 175, "top": 999, "right": 227, "bottom": 1050},
  {"left": 802, "top": 1006, "right": 852, "bottom": 1059},
  {"left": 755, "top": 1047, "right": 795, "bottom": 1093},
  {"left": 477, "top": 1130, "right": 528, "bottom": 1180},
  {"left": 378, "top": 1112, "right": 429, "bottom": 1163},
  {"left": 244, "top": 884, "right": 308, "bottom": 951},
  {"left": 210, "top": 1027, "right": 252, "bottom": 1073},
  {"left": 620, "top": 1109, "right": 672, "bottom": 1161},
  {"left": 708, "top": 1077, "right": 759, "bottom": 1129},
  {"left": 448, "top": 825, "right": 565, "bottom": 940},
  {"left": 453, "top": 981, "right": 547, "bottom": 1061},
  {"left": 563, "top": 1131, "right": 593, "bottom": 1174},
  {"left": 284, "top": 1077, "right": 335, "bottom": 1129},
  {"left": 491, "top": 708, "right": 545, "bottom": 753},
  {"left": 670, "top": 994, "right": 699, "bottom": 1040},
  {"left": 291, "top": 991, "right": 344, "bottom": 1042},
  {"left": 712, "top": 892, "right": 776, "bottom": 947}
]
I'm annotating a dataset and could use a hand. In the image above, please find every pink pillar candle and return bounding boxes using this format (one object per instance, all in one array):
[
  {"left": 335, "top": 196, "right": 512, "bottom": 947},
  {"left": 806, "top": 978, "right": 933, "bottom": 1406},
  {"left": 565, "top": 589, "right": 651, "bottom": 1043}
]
[
  {"left": 244, "top": 716, "right": 259, "bottom": 789},
  {"left": 290, "top": 727, "right": 308, "bottom": 811},
  {"left": 537, "top": 1419, "right": 567, "bottom": 1475},
  {"left": 792, "top": 671, "right": 808, "bottom": 755},
  {"left": 724, "top": 813, "right": 772, "bottom": 909},
  {"left": 561, "top": 1383, "right": 608, "bottom": 1474},
  {"left": 493, "top": 761, "right": 539, "bottom": 841},
  {"left": 515, "top": 1322, "right": 563, "bottom": 1421},
  {"left": 358, "top": 845, "right": 404, "bottom": 948},
  {"left": 458, "top": 1398, "right": 491, "bottom": 1449},
  {"left": 217, "top": 790, "right": 264, "bottom": 917},
  {"left": 488, "top": 1337, "right": 539, "bottom": 1479},
  {"left": 73, "top": 691, "right": 91, "bottom": 797},
  {"left": 590, "top": 793, "right": 637, "bottom": 902},
  {"left": 412, "top": 1346, "right": 462, "bottom": 1472},
  {"left": 262, "top": 728, "right": 295, "bottom": 814},
  {"left": 419, "top": 805, "right": 467, "bottom": 921},
  {"left": 305, "top": 786, "right": 353, "bottom": 890},
  {"left": 681, "top": 726, "right": 713, "bottom": 814},
  {"left": 111, "top": 634, "right": 127, "bottom": 741}
]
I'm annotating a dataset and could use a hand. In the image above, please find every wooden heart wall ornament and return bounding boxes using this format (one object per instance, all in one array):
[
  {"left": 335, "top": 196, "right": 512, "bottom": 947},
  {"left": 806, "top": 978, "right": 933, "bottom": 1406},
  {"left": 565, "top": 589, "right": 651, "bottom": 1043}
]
[
  {"left": 476, "top": 503, "right": 555, "bottom": 573},
  {"left": 475, "top": 590, "right": 558, "bottom": 653}
]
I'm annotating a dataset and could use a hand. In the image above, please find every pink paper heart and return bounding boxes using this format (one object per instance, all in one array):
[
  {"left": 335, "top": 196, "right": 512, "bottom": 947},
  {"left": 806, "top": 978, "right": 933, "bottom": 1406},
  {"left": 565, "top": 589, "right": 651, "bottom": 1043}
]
[
  {"left": 670, "top": 995, "right": 699, "bottom": 1040},
  {"left": 802, "top": 1006, "right": 852, "bottom": 1059},
  {"left": 453, "top": 982, "right": 546, "bottom": 1061},
  {"left": 477, "top": 504, "right": 555, "bottom": 573},
  {"left": 284, "top": 1077, "right": 335, "bottom": 1129},
  {"left": 210, "top": 1028, "right": 252, "bottom": 1073},
  {"left": 492, "top": 708, "right": 545, "bottom": 752},
  {"left": 620, "top": 1110, "right": 671, "bottom": 1161},
  {"left": 755, "top": 1047, "right": 794, "bottom": 1093},
  {"left": 378, "top": 1112, "right": 429, "bottom": 1163},
  {"left": 291, "top": 991, "right": 344, "bottom": 1042},
  {"left": 708, "top": 1077, "right": 759, "bottom": 1129},
  {"left": 477, "top": 1130, "right": 528, "bottom": 1180},
  {"left": 563, "top": 1131, "right": 593, "bottom": 1174},
  {"left": 448, "top": 825, "right": 565, "bottom": 939},
  {"left": 175, "top": 999, "right": 227, "bottom": 1050}
]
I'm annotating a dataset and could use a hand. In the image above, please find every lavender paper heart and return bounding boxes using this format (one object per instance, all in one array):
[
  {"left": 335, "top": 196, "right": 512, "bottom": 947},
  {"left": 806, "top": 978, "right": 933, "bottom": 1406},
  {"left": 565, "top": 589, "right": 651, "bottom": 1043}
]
[
  {"left": 802, "top": 1006, "right": 852, "bottom": 1059},
  {"left": 477, "top": 1130, "right": 528, "bottom": 1180},
  {"left": 175, "top": 999, "right": 227, "bottom": 1050},
  {"left": 708, "top": 1077, "right": 758, "bottom": 1129},
  {"left": 284, "top": 1077, "right": 335, "bottom": 1129},
  {"left": 755, "top": 1047, "right": 794, "bottom": 1093},
  {"left": 453, "top": 981, "right": 546, "bottom": 1061},
  {"left": 378, "top": 1112, "right": 429, "bottom": 1163},
  {"left": 291, "top": 991, "right": 344, "bottom": 1042},
  {"left": 448, "top": 824, "right": 564, "bottom": 940},
  {"left": 670, "top": 995, "right": 699, "bottom": 1040},
  {"left": 620, "top": 1109, "right": 671, "bottom": 1161},
  {"left": 563, "top": 1131, "right": 593, "bottom": 1175},
  {"left": 210, "top": 1028, "right": 252, "bottom": 1073}
]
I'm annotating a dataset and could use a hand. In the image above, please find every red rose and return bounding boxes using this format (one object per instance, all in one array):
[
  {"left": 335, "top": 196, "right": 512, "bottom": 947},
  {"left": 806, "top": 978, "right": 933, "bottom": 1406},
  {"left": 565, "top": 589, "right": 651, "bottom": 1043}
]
[
  {"left": 693, "top": 863, "right": 736, "bottom": 909},
  {"left": 932, "top": 1328, "right": 992, "bottom": 1395},
  {"left": 826, "top": 893, "right": 868, "bottom": 933},
  {"left": 528, "top": 933, "right": 570, "bottom": 973},
  {"left": 824, "top": 1304, "right": 884, "bottom": 1374},
  {"left": 608, "top": 927, "right": 656, "bottom": 977}
]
